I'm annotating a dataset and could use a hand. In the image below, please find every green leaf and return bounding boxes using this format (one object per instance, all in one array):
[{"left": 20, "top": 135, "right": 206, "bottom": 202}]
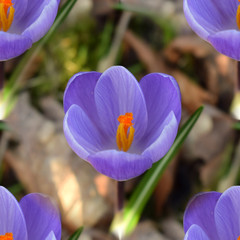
[
  {"left": 8, "top": 183, "right": 24, "bottom": 196},
  {"left": 3, "top": 0, "right": 78, "bottom": 118},
  {"left": 69, "top": 227, "right": 84, "bottom": 240},
  {"left": 113, "top": 2, "right": 146, "bottom": 14},
  {"left": 110, "top": 106, "right": 204, "bottom": 237},
  {"left": 233, "top": 121, "right": 240, "bottom": 130},
  {"left": 0, "top": 121, "right": 10, "bottom": 131}
]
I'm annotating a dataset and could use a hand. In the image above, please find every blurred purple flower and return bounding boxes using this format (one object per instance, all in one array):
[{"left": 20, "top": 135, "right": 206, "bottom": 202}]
[
  {"left": 184, "top": 186, "right": 240, "bottom": 240},
  {"left": 184, "top": 0, "right": 240, "bottom": 60},
  {"left": 0, "top": 0, "right": 60, "bottom": 61},
  {"left": 63, "top": 66, "right": 181, "bottom": 181},
  {"left": 0, "top": 186, "right": 61, "bottom": 240}
]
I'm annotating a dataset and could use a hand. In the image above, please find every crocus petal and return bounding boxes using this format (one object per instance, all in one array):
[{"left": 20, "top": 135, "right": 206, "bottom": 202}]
[
  {"left": 140, "top": 73, "right": 181, "bottom": 135},
  {"left": 214, "top": 186, "right": 240, "bottom": 240},
  {"left": 208, "top": 30, "right": 240, "bottom": 60},
  {"left": 183, "top": 0, "right": 238, "bottom": 40},
  {"left": 45, "top": 231, "right": 57, "bottom": 240},
  {"left": 183, "top": 192, "right": 221, "bottom": 240},
  {"left": 64, "top": 104, "right": 107, "bottom": 160},
  {"left": 0, "top": 32, "right": 32, "bottom": 61},
  {"left": 11, "top": 0, "right": 28, "bottom": 22},
  {"left": 20, "top": 193, "right": 61, "bottom": 240},
  {"left": 94, "top": 66, "right": 148, "bottom": 141},
  {"left": 88, "top": 150, "right": 152, "bottom": 181},
  {"left": 183, "top": 0, "right": 215, "bottom": 39},
  {"left": 184, "top": 224, "right": 210, "bottom": 240},
  {"left": 142, "top": 111, "right": 178, "bottom": 163},
  {"left": 63, "top": 72, "right": 101, "bottom": 126},
  {"left": 0, "top": 187, "right": 28, "bottom": 239},
  {"left": 19, "top": 0, "right": 59, "bottom": 42}
]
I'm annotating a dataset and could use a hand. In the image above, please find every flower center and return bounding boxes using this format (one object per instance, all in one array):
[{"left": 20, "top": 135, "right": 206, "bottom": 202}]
[
  {"left": 0, "top": 233, "right": 13, "bottom": 240},
  {"left": 238, "top": 236, "right": 240, "bottom": 240},
  {"left": 116, "top": 112, "right": 135, "bottom": 152},
  {"left": 0, "top": 0, "right": 15, "bottom": 32}
]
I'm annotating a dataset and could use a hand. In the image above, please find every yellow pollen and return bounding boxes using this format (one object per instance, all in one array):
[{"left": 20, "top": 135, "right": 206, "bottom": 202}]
[
  {"left": 116, "top": 112, "right": 135, "bottom": 152},
  {"left": 0, "top": 0, "right": 14, "bottom": 32},
  {"left": 0, "top": 233, "right": 13, "bottom": 240}
]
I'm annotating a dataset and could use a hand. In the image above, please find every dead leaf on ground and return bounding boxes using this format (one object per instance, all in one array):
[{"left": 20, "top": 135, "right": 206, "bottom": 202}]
[{"left": 4, "top": 94, "right": 115, "bottom": 232}]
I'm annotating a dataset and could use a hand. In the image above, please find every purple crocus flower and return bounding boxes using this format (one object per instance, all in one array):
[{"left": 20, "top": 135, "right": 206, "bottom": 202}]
[
  {"left": 0, "top": 186, "right": 61, "bottom": 240},
  {"left": 0, "top": 0, "right": 60, "bottom": 61},
  {"left": 184, "top": 186, "right": 240, "bottom": 240},
  {"left": 183, "top": 0, "right": 240, "bottom": 60},
  {"left": 63, "top": 66, "right": 181, "bottom": 181}
]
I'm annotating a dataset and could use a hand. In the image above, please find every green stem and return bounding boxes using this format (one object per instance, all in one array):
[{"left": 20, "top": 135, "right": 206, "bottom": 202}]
[
  {"left": 237, "top": 61, "right": 240, "bottom": 91},
  {"left": 0, "top": 62, "right": 4, "bottom": 90},
  {"left": 116, "top": 181, "right": 125, "bottom": 212}
]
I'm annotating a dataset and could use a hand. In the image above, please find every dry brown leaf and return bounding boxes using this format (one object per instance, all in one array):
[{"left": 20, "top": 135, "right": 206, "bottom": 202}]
[
  {"left": 4, "top": 94, "right": 114, "bottom": 232},
  {"left": 164, "top": 35, "right": 215, "bottom": 63}
]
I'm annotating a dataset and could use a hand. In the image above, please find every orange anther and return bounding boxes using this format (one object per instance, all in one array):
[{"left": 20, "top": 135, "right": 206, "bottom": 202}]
[
  {"left": 116, "top": 112, "right": 135, "bottom": 152},
  {"left": 0, "top": 0, "right": 14, "bottom": 32},
  {"left": 0, "top": 232, "right": 13, "bottom": 240},
  {"left": 0, "top": 0, "right": 13, "bottom": 6},
  {"left": 117, "top": 112, "right": 133, "bottom": 135}
]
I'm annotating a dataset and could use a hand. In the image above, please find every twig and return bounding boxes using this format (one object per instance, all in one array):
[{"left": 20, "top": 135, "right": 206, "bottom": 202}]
[{"left": 98, "top": 11, "right": 132, "bottom": 72}]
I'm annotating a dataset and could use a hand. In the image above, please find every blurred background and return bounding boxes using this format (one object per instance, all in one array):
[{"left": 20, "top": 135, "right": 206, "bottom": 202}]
[{"left": 1, "top": 0, "right": 239, "bottom": 239}]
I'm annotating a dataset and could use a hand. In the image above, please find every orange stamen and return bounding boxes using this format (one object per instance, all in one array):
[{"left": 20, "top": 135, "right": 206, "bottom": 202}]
[
  {"left": 237, "top": 0, "right": 240, "bottom": 29},
  {"left": 116, "top": 112, "right": 135, "bottom": 152},
  {"left": 0, "top": 0, "right": 14, "bottom": 32},
  {"left": 237, "top": 236, "right": 240, "bottom": 240},
  {"left": 0, "top": 233, "right": 13, "bottom": 240}
]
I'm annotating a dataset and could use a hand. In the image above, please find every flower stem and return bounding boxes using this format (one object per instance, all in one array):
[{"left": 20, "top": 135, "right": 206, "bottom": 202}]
[
  {"left": 231, "top": 62, "right": 240, "bottom": 119},
  {"left": 0, "top": 62, "right": 4, "bottom": 90},
  {"left": 116, "top": 181, "right": 125, "bottom": 212},
  {"left": 237, "top": 61, "right": 240, "bottom": 91}
]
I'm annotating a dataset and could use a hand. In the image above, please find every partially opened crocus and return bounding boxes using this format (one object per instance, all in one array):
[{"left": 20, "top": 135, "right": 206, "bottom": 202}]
[
  {"left": 0, "top": 0, "right": 60, "bottom": 61},
  {"left": 184, "top": 0, "right": 240, "bottom": 60},
  {"left": 0, "top": 186, "right": 61, "bottom": 240},
  {"left": 63, "top": 66, "right": 181, "bottom": 181},
  {"left": 184, "top": 186, "right": 240, "bottom": 240}
]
